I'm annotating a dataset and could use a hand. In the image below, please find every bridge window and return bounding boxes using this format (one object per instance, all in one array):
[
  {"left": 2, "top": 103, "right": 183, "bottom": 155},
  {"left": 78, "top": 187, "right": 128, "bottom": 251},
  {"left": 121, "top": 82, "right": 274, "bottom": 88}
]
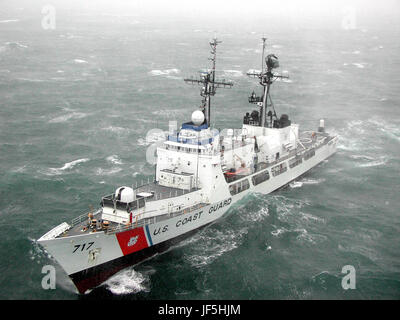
[{"left": 138, "top": 198, "right": 145, "bottom": 208}]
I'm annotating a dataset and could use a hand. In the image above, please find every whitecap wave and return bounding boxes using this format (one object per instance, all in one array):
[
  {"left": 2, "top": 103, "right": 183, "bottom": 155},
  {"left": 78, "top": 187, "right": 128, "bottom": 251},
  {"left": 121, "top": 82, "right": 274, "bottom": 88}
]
[
  {"left": 372, "top": 120, "right": 400, "bottom": 143},
  {"left": 28, "top": 237, "right": 49, "bottom": 263},
  {"left": 96, "top": 167, "right": 122, "bottom": 176},
  {"left": 73, "top": 59, "right": 88, "bottom": 64},
  {"left": 271, "top": 227, "right": 287, "bottom": 237},
  {"left": 60, "top": 33, "right": 83, "bottom": 39},
  {"left": 184, "top": 227, "right": 247, "bottom": 267},
  {"left": 338, "top": 243, "right": 378, "bottom": 261},
  {"left": 326, "top": 69, "right": 343, "bottom": 75},
  {"left": 295, "top": 228, "right": 327, "bottom": 245},
  {"left": 350, "top": 154, "right": 375, "bottom": 161},
  {"left": 50, "top": 77, "right": 66, "bottom": 81},
  {"left": 41, "top": 158, "right": 89, "bottom": 176},
  {"left": 104, "top": 268, "right": 151, "bottom": 295},
  {"left": 165, "top": 75, "right": 182, "bottom": 80},
  {"left": 0, "top": 19, "right": 19, "bottom": 23},
  {"left": 357, "top": 158, "right": 387, "bottom": 168},
  {"left": 222, "top": 70, "right": 243, "bottom": 77},
  {"left": 301, "top": 178, "right": 326, "bottom": 185},
  {"left": 246, "top": 68, "right": 261, "bottom": 75},
  {"left": 352, "top": 62, "right": 366, "bottom": 69},
  {"left": 102, "top": 126, "right": 131, "bottom": 135},
  {"left": 5, "top": 41, "right": 28, "bottom": 49},
  {"left": 151, "top": 109, "right": 181, "bottom": 116},
  {"left": 106, "top": 155, "right": 123, "bottom": 165},
  {"left": 335, "top": 120, "right": 371, "bottom": 151},
  {"left": 17, "top": 78, "right": 47, "bottom": 82},
  {"left": 11, "top": 165, "right": 27, "bottom": 173},
  {"left": 242, "top": 48, "right": 261, "bottom": 54},
  {"left": 267, "top": 194, "right": 311, "bottom": 223},
  {"left": 289, "top": 181, "right": 303, "bottom": 188},
  {"left": 242, "top": 206, "right": 269, "bottom": 222},
  {"left": 337, "top": 136, "right": 363, "bottom": 151},
  {"left": 149, "top": 68, "right": 180, "bottom": 76},
  {"left": 49, "top": 112, "right": 87, "bottom": 123},
  {"left": 60, "top": 159, "right": 90, "bottom": 170},
  {"left": 299, "top": 212, "right": 325, "bottom": 224}
]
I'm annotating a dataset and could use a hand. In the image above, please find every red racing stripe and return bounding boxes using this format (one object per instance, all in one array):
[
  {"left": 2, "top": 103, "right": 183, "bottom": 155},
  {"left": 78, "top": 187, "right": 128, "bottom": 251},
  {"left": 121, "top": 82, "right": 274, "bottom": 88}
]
[{"left": 116, "top": 227, "right": 149, "bottom": 256}]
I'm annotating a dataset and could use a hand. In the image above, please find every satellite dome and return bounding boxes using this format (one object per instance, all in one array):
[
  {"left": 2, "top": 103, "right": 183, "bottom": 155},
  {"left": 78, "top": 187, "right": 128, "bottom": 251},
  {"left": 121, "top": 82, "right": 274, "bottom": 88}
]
[
  {"left": 115, "top": 186, "right": 134, "bottom": 203},
  {"left": 191, "top": 110, "right": 205, "bottom": 126}
]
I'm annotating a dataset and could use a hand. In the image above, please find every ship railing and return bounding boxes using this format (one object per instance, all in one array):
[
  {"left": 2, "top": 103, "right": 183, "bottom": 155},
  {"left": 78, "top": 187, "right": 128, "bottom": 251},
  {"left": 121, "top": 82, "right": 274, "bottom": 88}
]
[
  {"left": 167, "top": 134, "right": 214, "bottom": 146},
  {"left": 222, "top": 135, "right": 332, "bottom": 183},
  {"left": 70, "top": 209, "right": 102, "bottom": 227},
  {"left": 264, "top": 135, "right": 330, "bottom": 169},
  {"left": 161, "top": 143, "right": 219, "bottom": 156},
  {"left": 219, "top": 139, "right": 253, "bottom": 153},
  {"left": 130, "top": 176, "right": 157, "bottom": 191},
  {"left": 101, "top": 177, "right": 156, "bottom": 198},
  {"left": 105, "top": 202, "right": 209, "bottom": 235}
]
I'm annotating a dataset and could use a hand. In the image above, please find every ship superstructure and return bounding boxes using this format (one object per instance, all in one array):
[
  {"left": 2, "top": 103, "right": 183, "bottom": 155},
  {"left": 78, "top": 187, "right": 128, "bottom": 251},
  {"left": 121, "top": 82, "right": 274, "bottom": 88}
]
[{"left": 37, "top": 38, "right": 338, "bottom": 294}]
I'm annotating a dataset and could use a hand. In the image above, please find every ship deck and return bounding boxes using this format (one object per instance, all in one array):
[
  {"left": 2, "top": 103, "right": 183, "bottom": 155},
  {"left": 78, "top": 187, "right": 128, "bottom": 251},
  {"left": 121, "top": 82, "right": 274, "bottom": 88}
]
[
  {"left": 223, "top": 130, "right": 334, "bottom": 183},
  {"left": 58, "top": 199, "right": 208, "bottom": 239},
  {"left": 135, "top": 181, "right": 199, "bottom": 202}
]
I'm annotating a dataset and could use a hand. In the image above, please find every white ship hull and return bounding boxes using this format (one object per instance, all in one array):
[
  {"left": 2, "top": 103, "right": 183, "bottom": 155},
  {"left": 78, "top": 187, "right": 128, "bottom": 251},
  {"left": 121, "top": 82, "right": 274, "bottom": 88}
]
[
  {"left": 37, "top": 38, "right": 339, "bottom": 294},
  {"left": 38, "top": 137, "right": 337, "bottom": 294}
]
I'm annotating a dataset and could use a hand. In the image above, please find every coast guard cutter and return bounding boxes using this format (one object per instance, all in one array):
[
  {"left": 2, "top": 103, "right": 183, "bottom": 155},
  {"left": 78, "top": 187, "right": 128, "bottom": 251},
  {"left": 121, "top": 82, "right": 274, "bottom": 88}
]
[{"left": 37, "top": 38, "right": 338, "bottom": 294}]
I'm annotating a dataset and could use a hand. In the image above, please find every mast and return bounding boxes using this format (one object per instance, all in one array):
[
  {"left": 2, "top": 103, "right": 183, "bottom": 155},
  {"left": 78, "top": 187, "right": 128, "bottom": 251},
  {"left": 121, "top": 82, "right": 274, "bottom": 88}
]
[
  {"left": 184, "top": 38, "right": 233, "bottom": 127},
  {"left": 260, "top": 37, "right": 267, "bottom": 128},
  {"left": 247, "top": 38, "right": 289, "bottom": 128}
]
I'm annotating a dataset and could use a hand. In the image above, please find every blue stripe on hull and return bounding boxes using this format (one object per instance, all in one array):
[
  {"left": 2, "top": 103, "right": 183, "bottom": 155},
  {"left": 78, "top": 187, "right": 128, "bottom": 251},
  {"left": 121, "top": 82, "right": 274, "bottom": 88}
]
[{"left": 145, "top": 225, "right": 153, "bottom": 246}]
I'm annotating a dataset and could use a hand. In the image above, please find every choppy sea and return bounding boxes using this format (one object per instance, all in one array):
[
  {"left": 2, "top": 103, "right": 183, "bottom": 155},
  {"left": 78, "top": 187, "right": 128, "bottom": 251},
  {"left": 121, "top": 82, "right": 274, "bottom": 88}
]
[{"left": 0, "top": 2, "right": 399, "bottom": 300}]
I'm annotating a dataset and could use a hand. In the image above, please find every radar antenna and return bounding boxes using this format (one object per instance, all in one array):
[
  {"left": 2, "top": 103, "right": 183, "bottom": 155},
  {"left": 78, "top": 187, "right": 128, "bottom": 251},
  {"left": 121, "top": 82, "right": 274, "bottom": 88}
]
[
  {"left": 246, "top": 38, "right": 289, "bottom": 128},
  {"left": 184, "top": 38, "right": 233, "bottom": 126}
]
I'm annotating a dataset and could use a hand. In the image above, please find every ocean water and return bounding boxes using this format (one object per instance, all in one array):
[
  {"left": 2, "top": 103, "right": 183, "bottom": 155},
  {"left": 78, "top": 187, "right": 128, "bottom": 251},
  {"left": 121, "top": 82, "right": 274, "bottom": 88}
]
[{"left": 1, "top": 2, "right": 400, "bottom": 300}]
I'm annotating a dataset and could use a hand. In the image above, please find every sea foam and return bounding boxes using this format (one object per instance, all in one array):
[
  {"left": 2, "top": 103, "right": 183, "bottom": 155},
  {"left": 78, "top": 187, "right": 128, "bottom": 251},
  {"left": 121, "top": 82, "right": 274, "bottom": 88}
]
[
  {"left": 44, "top": 158, "right": 90, "bottom": 175},
  {"left": 106, "top": 155, "right": 123, "bottom": 165},
  {"left": 149, "top": 68, "right": 180, "bottom": 76},
  {"left": 73, "top": 59, "right": 88, "bottom": 64},
  {"left": 104, "top": 268, "right": 151, "bottom": 295},
  {"left": 0, "top": 19, "right": 19, "bottom": 23},
  {"left": 49, "top": 112, "right": 87, "bottom": 123}
]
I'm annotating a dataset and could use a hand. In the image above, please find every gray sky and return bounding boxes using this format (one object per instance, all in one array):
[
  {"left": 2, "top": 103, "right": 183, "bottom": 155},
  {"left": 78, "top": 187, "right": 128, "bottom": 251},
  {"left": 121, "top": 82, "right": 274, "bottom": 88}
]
[
  {"left": 2, "top": 0, "right": 399, "bottom": 30},
  {"left": 5, "top": 0, "right": 399, "bottom": 17}
]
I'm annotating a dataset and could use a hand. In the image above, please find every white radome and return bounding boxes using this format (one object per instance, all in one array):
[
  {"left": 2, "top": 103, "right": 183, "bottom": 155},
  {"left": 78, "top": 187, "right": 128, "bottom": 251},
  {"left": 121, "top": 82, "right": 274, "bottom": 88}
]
[
  {"left": 115, "top": 186, "right": 134, "bottom": 203},
  {"left": 191, "top": 110, "right": 205, "bottom": 126}
]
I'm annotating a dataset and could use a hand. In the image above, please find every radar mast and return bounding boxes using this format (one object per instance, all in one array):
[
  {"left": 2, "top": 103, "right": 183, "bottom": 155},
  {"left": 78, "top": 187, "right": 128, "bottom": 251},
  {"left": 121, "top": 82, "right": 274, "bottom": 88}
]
[
  {"left": 184, "top": 38, "right": 233, "bottom": 126},
  {"left": 246, "top": 38, "right": 289, "bottom": 128}
]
